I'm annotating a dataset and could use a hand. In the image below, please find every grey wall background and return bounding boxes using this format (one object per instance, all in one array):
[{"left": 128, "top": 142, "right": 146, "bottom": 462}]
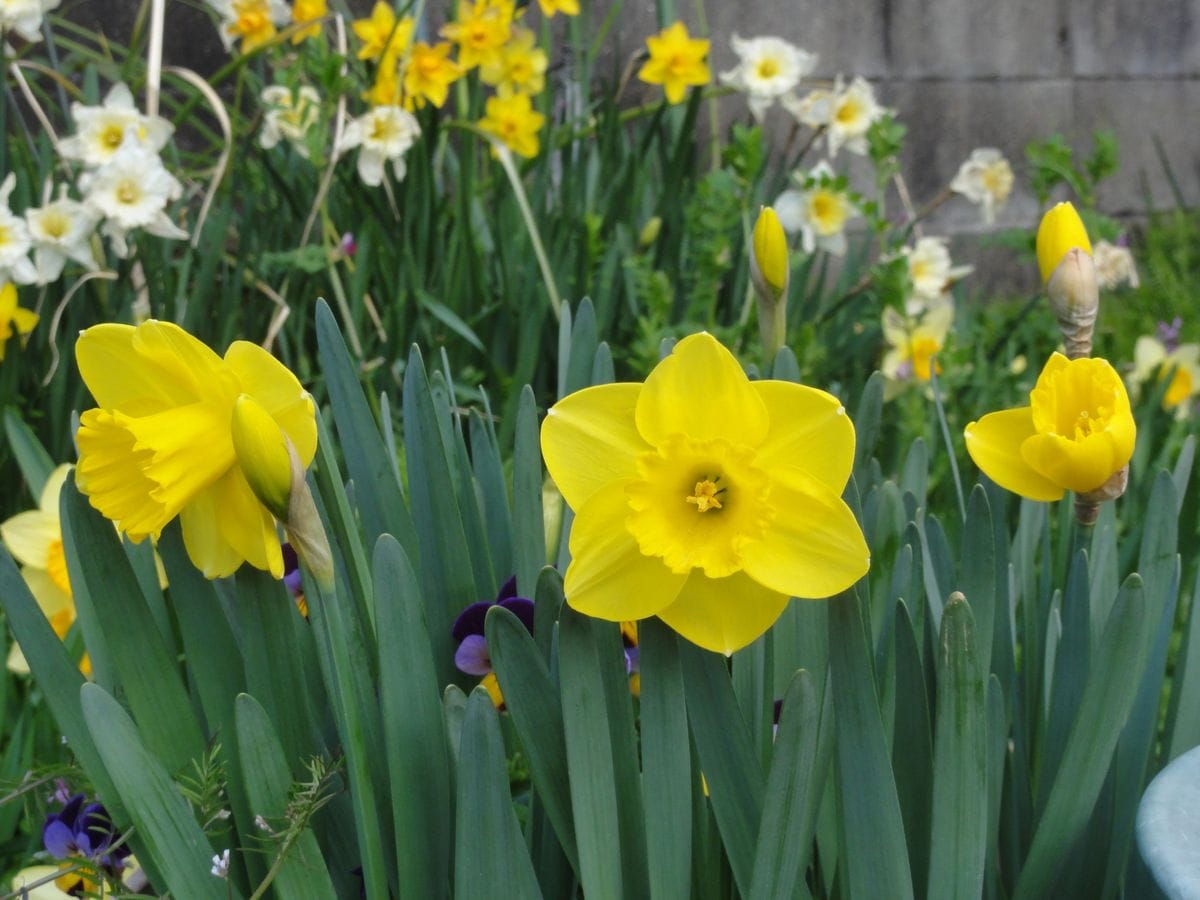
[{"left": 75, "top": 0, "right": 1199, "bottom": 290}]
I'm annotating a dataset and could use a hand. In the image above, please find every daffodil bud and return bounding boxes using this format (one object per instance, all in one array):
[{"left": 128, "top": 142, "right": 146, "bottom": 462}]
[
  {"left": 232, "top": 394, "right": 294, "bottom": 522},
  {"left": 639, "top": 216, "right": 662, "bottom": 247},
  {"left": 1037, "top": 202, "right": 1098, "bottom": 359},
  {"left": 750, "top": 206, "right": 790, "bottom": 359}
]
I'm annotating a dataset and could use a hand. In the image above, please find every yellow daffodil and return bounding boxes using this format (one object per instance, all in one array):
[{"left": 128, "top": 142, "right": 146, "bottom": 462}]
[
  {"left": 2, "top": 466, "right": 78, "bottom": 675},
  {"left": 480, "top": 27, "right": 547, "bottom": 97},
  {"left": 536, "top": 0, "right": 579, "bottom": 16},
  {"left": 363, "top": 55, "right": 402, "bottom": 106},
  {"left": 541, "top": 332, "right": 868, "bottom": 654},
  {"left": 1037, "top": 201, "right": 1092, "bottom": 284},
  {"left": 1037, "top": 202, "right": 1098, "bottom": 358},
  {"left": 402, "top": 42, "right": 463, "bottom": 109},
  {"left": 880, "top": 298, "right": 953, "bottom": 398},
  {"left": 290, "top": 0, "right": 326, "bottom": 43},
  {"left": 965, "top": 352, "right": 1136, "bottom": 501},
  {"left": 1130, "top": 334, "right": 1200, "bottom": 417},
  {"left": 0, "top": 282, "right": 38, "bottom": 362},
  {"left": 750, "top": 206, "right": 789, "bottom": 358},
  {"left": 73, "top": 321, "right": 317, "bottom": 579},
  {"left": 638, "top": 21, "right": 711, "bottom": 105},
  {"left": 440, "top": 0, "right": 514, "bottom": 71},
  {"left": 352, "top": 2, "right": 414, "bottom": 62},
  {"left": 219, "top": 0, "right": 290, "bottom": 54},
  {"left": 478, "top": 93, "right": 545, "bottom": 159}
]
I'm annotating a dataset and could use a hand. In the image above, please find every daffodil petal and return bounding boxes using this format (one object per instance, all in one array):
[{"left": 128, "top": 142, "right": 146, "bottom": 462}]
[
  {"left": 739, "top": 469, "right": 869, "bottom": 598},
  {"left": 752, "top": 380, "right": 854, "bottom": 491},
  {"left": 564, "top": 480, "right": 686, "bottom": 620},
  {"left": 656, "top": 569, "right": 790, "bottom": 655},
  {"left": 541, "top": 382, "right": 648, "bottom": 510},
  {"left": 6, "top": 640, "right": 30, "bottom": 676},
  {"left": 636, "top": 333, "right": 769, "bottom": 448},
  {"left": 21, "top": 567, "right": 74, "bottom": 621},
  {"left": 181, "top": 468, "right": 283, "bottom": 579},
  {"left": 1021, "top": 431, "right": 1128, "bottom": 495},
  {"left": 965, "top": 407, "right": 1064, "bottom": 501},
  {"left": 38, "top": 465, "right": 71, "bottom": 515},
  {"left": 224, "top": 341, "right": 317, "bottom": 465},
  {"left": 0, "top": 510, "right": 58, "bottom": 569},
  {"left": 75, "top": 409, "right": 169, "bottom": 540}
]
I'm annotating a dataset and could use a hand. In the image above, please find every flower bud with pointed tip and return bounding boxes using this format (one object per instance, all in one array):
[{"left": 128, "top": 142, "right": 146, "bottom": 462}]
[
  {"left": 1037, "top": 203, "right": 1099, "bottom": 359},
  {"left": 232, "top": 394, "right": 294, "bottom": 522},
  {"left": 750, "top": 206, "right": 790, "bottom": 359}
]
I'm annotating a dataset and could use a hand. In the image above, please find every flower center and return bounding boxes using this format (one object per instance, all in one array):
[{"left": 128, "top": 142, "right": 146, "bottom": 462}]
[
  {"left": 41, "top": 210, "right": 70, "bottom": 239},
  {"left": 101, "top": 124, "right": 125, "bottom": 151},
  {"left": 370, "top": 114, "right": 399, "bottom": 141},
  {"left": 910, "top": 336, "right": 942, "bottom": 381},
  {"left": 1162, "top": 365, "right": 1192, "bottom": 409},
  {"left": 0, "top": 224, "right": 9, "bottom": 247},
  {"left": 686, "top": 478, "right": 724, "bottom": 512},
  {"left": 981, "top": 162, "right": 1013, "bottom": 200},
  {"left": 808, "top": 190, "right": 846, "bottom": 235},
  {"left": 835, "top": 97, "right": 861, "bottom": 126},
  {"left": 755, "top": 57, "right": 780, "bottom": 79},
  {"left": 115, "top": 180, "right": 140, "bottom": 205}
]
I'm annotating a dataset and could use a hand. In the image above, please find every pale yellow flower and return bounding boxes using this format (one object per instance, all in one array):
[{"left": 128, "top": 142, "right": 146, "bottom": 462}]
[
  {"left": 720, "top": 35, "right": 815, "bottom": 121},
  {"left": 950, "top": 148, "right": 1014, "bottom": 224},
  {"left": 1093, "top": 239, "right": 1139, "bottom": 289},
  {"left": 773, "top": 163, "right": 856, "bottom": 256},
  {"left": 1129, "top": 335, "right": 1200, "bottom": 417},
  {"left": 784, "top": 75, "right": 885, "bottom": 157},
  {"left": 881, "top": 297, "right": 954, "bottom": 398}
]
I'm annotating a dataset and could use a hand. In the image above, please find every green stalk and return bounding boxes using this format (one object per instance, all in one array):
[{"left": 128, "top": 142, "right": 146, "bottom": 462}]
[{"left": 493, "top": 144, "right": 563, "bottom": 321}]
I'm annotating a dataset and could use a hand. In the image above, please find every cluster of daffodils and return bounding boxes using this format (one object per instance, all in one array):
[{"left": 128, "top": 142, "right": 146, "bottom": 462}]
[
  {"left": 966, "top": 202, "right": 1135, "bottom": 520},
  {"left": 207, "top": 0, "right": 327, "bottom": 54}
]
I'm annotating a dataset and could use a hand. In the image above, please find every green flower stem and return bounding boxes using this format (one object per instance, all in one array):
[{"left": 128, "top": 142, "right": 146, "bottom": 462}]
[
  {"left": 929, "top": 360, "right": 967, "bottom": 522},
  {"left": 493, "top": 143, "right": 563, "bottom": 322}
]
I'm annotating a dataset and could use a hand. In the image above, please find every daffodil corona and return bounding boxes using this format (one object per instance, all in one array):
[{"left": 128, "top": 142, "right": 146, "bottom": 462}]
[
  {"left": 964, "top": 352, "right": 1135, "bottom": 501},
  {"left": 541, "top": 333, "right": 869, "bottom": 654},
  {"left": 74, "top": 320, "right": 317, "bottom": 578}
]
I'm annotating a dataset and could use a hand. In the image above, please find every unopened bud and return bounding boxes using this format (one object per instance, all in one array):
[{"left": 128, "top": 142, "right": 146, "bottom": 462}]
[
  {"left": 232, "top": 395, "right": 293, "bottom": 522},
  {"left": 750, "top": 206, "right": 790, "bottom": 359},
  {"left": 638, "top": 216, "right": 662, "bottom": 247},
  {"left": 1037, "top": 203, "right": 1098, "bottom": 359}
]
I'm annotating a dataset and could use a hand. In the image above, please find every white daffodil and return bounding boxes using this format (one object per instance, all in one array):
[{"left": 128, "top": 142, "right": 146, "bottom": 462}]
[
  {"left": 58, "top": 82, "right": 173, "bottom": 169},
  {"left": 338, "top": 105, "right": 421, "bottom": 187},
  {"left": 783, "top": 75, "right": 885, "bottom": 157},
  {"left": 773, "top": 162, "right": 856, "bottom": 256},
  {"left": 259, "top": 85, "right": 322, "bottom": 157},
  {"left": 949, "top": 148, "right": 1014, "bottom": 224},
  {"left": 25, "top": 188, "right": 100, "bottom": 284},
  {"left": 901, "top": 236, "right": 973, "bottom": 310},
  {"left": 1129, "top": 335, "right": 1200, "bottom": 418},
  {"left": 0, "top": 0, "right": 60, "bottom": 43},
  {"left": 80, "top": 140, "right": 187, "bottom": 258},
  {"left": 207, "top": 0, "right": 292, "bottom": 53},
  {"left": 881, "top": 295, "right": 955, "bottom": 399},
  {"left": 720, "top": 35, "right": 816, "bottom": 121},
  {"left": 1093, "top": 239, "right": 1139, "bottom": 289},
  {"left": 0, "top": 174, "right": 37, "bottom": 286}
]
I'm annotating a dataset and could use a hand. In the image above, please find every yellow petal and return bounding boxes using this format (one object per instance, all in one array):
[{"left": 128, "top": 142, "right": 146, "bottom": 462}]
[
  {"left": 563, "top": 480, "right": 686, "bottom": 621},
  {"left": 0, "top": 510, "right": 58, "bottom": 569},
  {"left": 76, "top": 321, "right": 232, "bottom": 415},
  {"left": 6, "top": 639, "right": 30, "bottom": 676},
  {"left": 753, "top": 206, "right": 789, "bottom": 297},
  {"left": 231, "top": 394, "right": 293, "bottom": 520},
  {"left": 964, "top": 407, "right": 1064, "bottom": 501},
  {"left": 21, "top": 567, "right": 74, "bottom": 624},
  {"left": 541, "top": 382, "right": 647, "bottom": 510},
  {"left": 38, "top": 464, "right": 72, "bottom": 518},
  {"left": 752, "top": 380, "right": 854, "bottom": 492},
  {"left": 738, "top": 469, "right": 869, "bottom": 598},
  {"left": 75, "top": 409, "right": 170, "bottom": 539},
  {"left": 126, "top": 402, "right": 235, "bottom": 514},
  {"left": 1021, "top": 428, "right": 1131, "bottom": 495},
  {"left": 11, "top": 306, "right": 37, "bottom": 334},
  {"left": 181, "top": 467, "right": 283, "bottom": 578},
  {"left": 656, "top": 569, "right": 790, "bottom": 655},
  {"left": 635, "top": 333, "right": 768, "bottom": 449},
  {"left": 0, "top": 282, "right": 14, "bottom": 319},
  {"left": 224, "top": 341, "right": 317, "bottom": 466},
  {"left": 1036, "top": 202, "right": 1091, "bottom": 284}
]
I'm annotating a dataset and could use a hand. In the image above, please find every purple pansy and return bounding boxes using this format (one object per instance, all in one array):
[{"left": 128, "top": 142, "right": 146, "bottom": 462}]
[
  {"left": 1158, "top": 317, "right": 1183, "bottom": 354},
  {"left": 451, "top": 576, "right": 534, "bottom": 678},
  {"left": 43, "top": 792, "right": 129, "bottom": 875}
]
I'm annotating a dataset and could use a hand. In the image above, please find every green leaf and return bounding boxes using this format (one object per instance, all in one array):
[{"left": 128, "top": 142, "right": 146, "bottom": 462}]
[
  {"left": 373, "top": 535, "right": 454, "bottom": 898},
  {"left": 486, "top": 604, "right": 579, "bottom": 873},
  {"left": 81, "top": 683, "right": 229, "bottom": 900},
  {"left": 513, "top": 385, "right": 546, "bottom": 599},
  {"left": 60, "top": 479, "right": 205, "bottom": 774},
  {"left": 454, "top": 688, "right": 543, "bottom": 900},
  {"left": 234, "top": 695, "right": 338, "bottom": 899},
  {"left": 828, "top": 589, "right": 914, "bottom": 900},
  {"left": 469, "top": 409, "right": 514, "bottom": 588},
  {"left": 927, "top": 595, "right": 988, "bottom": 900},
  {"left": 561, "top": 297, "right": 599, "bottom": 398},
  {"left": 748, "top": 668, "right": 831, "bottom": 900},
  {"left": 892, "top": 601, "right": 932, "bottom": 899},
  {"left": 959, "top": 486, "right": 995, "bottom": 678},
  {"left": 678, "top": 635, "right": 765, "bottom": 896},
  {"left": 3, "top": 407, "right": 54, "bottom": 500},
  {"left": 1014, "top": 574, "right": 1149, "bottom": 899},
  {"left": 639, "top": 618, "right": 693, "bottom": 900},
  {"left": 853, "top": 372, "right": 884, "bottom": 473}
]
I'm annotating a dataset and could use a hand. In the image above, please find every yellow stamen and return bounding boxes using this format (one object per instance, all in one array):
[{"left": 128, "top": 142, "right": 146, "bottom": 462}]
[{"left": 686, "top": 478, "right": 723, "bottom": 512}]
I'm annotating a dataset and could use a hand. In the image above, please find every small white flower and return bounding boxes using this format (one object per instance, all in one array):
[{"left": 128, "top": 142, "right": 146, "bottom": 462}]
[
  {"left": 881, "top": 294, "right": 955, "bottom": 399},
  {"left": 211, "top": 848, "right": 231, "bottom": 879},
  {"left": 901, "top": 237, "right": 973, "bottom": 309},
  {"left": 1093, "top": 239, "right": 1139, "bottom": 289},
  {"left": 0, "top": 174, "right": 37, "bottom": 285},
  {"left": 80, "top": 139, "right": 187, "bottom": 258},
  {"left": 0, "top": 0, "right": 60, "bottom": 43},
  {"left": 58, "top": 82, "right": 174, "bottom": 169},
  {"left": 783, "top": 75, "right": 885, "bottom": 158},
  {"left": 949, "top": 148, "right": 1014, "bottom": 224},
  {"left": 720, "top": 35, "right": 816, "bottom": 121},
  {"left": 773, "top": 162, "right": 857, "bottom": 256},
  {"left": 338, "top": 105, "right": 421, "bottom": 187},
  {"left": 25, "top": 187, "right": 100, "bottom": 284},
  {"left": 259, "top": 85, "right": 322, "bottom": 157}
]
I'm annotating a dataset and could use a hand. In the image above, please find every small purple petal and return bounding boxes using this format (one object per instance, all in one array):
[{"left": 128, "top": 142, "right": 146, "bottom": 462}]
[
  {"left": 625, "top": 646, "right": 640, "bottom": 675},
  {"left": 452, "top": 601, "right": 494, "bottom": 642},
  {"left": 284, "top": 568, "right": 303, "bottom": 596},
  {"left": 455, "top": 634, "right": 493, "bottom": 676},
  {"left": 43, "top": 819, "right": 76, "bottom": 858},
  {"left": 78, "top": 803, "right": 115, "bottom": 855},
  {"left": 495, "top": 575, "right": 519, "bottom": 602},
  {"left": 498, "top": 597, "right": 535, "bottom": 634}
]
